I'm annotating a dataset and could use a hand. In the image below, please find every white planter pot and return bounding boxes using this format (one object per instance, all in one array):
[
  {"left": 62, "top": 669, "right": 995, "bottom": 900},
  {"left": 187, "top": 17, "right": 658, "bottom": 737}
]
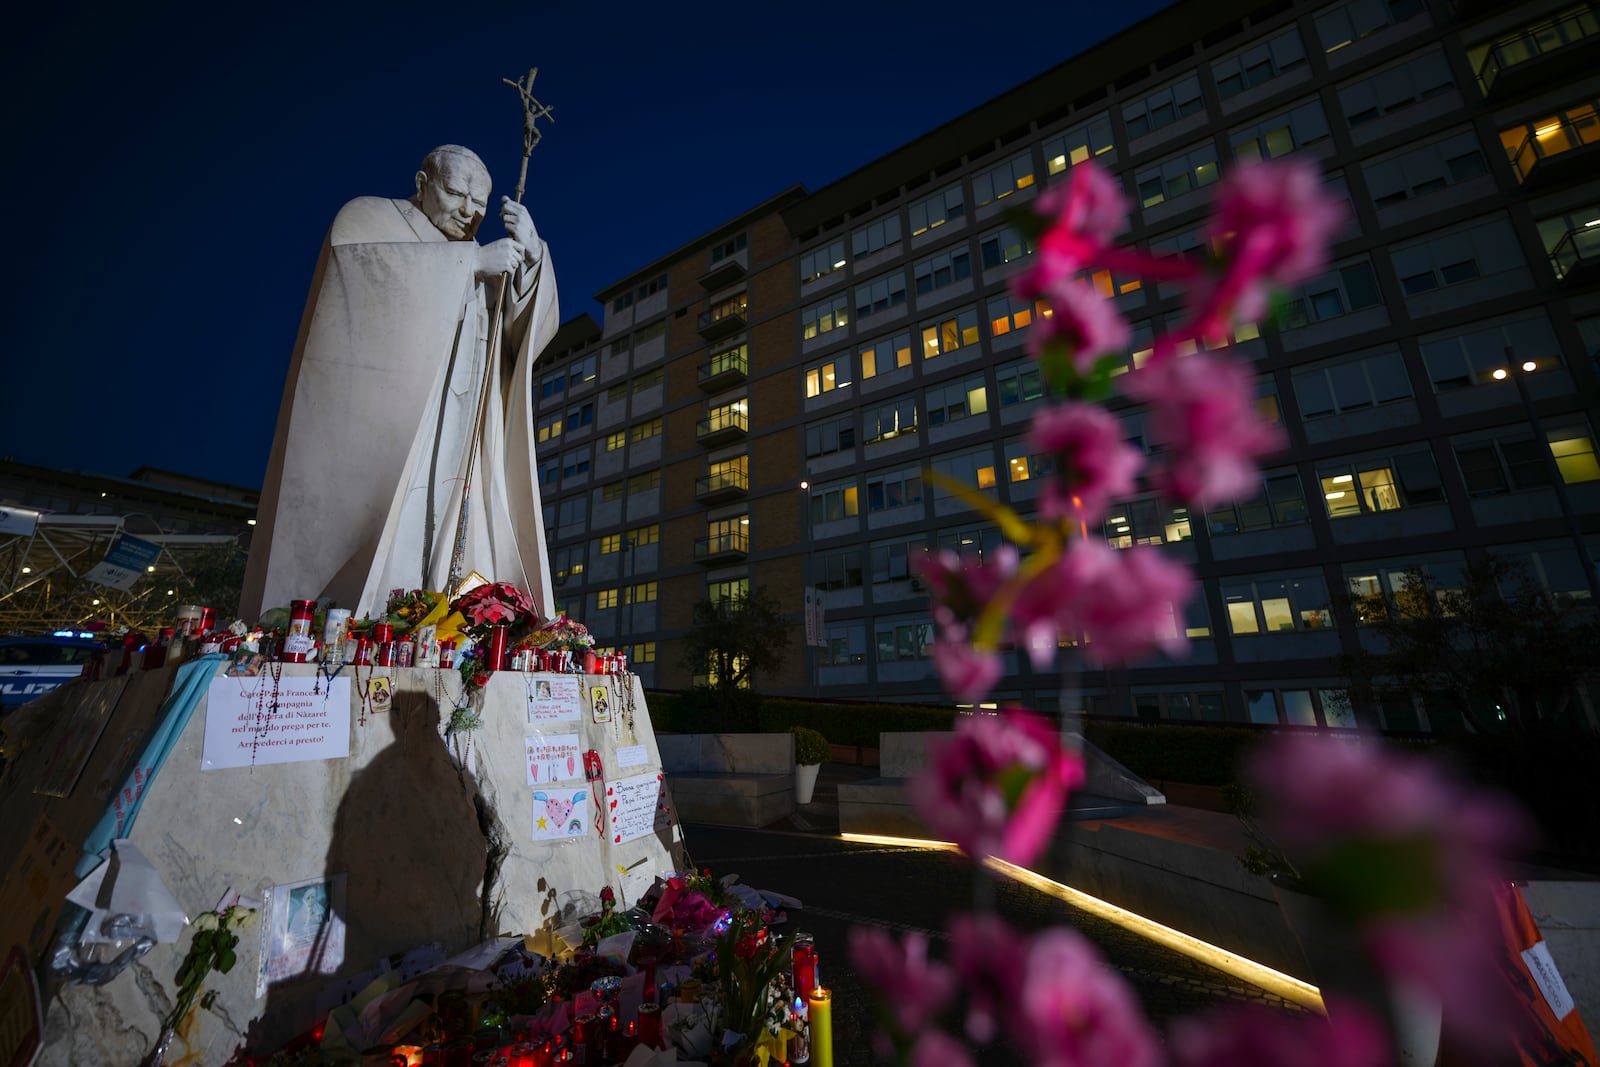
[{"left": 794, "top": 762, "right": 821, "bottom": 805}]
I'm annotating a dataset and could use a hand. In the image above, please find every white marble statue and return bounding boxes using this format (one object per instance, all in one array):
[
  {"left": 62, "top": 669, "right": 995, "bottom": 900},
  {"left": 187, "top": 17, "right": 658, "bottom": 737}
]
[{"left": 241, "top": 145, "right": 559, "bottom": 622}]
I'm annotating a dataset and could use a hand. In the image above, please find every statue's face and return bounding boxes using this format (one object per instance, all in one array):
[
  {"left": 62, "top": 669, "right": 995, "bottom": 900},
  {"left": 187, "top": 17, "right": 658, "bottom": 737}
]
[{"left": 417, "top": 157, "right": 491, "bottom": 241}]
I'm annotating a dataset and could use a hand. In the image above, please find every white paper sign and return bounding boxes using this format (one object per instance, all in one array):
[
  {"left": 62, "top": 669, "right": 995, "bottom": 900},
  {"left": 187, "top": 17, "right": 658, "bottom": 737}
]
[
  {"left": 616, "top": 744, "right": 648, "bottom": 768},
  {"left": 525, "top": 733, "right": 582, "bottom": 785},
  {"left": 606, "top": 772, "right": 671, "bottom": 845},
  {"left": 527, "top": 675, "right": 583, "bottom": 725},
  {"left": 532, "top": 788, "right": 590, "bottom": 840},
  {"left": 202, "top": 676, "right": 350, "bottom": 770},
  {"left": 1521, "top": 940, "right": 1576, "bottom": 1020}
]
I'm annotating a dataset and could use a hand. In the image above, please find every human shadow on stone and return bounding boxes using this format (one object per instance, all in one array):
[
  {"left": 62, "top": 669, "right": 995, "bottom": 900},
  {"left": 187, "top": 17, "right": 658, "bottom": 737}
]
[{"left": 243, "top": 684, "right": 488, "bottom": 1056}]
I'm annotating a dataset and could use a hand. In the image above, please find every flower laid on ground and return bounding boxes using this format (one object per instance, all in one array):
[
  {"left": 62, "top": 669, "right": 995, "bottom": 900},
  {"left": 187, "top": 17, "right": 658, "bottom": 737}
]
[{"left": 908, "top": 707, "right": 1084, "bottom": 866}]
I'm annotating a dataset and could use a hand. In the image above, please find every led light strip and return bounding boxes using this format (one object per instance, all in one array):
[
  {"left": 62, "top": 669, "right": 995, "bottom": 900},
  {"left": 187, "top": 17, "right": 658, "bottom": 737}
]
[{"left": 838, "top": 831, "right": 1323, "bottom": 1011}]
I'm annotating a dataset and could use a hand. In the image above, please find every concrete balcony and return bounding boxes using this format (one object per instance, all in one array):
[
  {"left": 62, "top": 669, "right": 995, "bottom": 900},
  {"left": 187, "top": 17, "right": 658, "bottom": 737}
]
[
  {"left": 695, "top": 468, "right": 749, "bottom": 505},
  {"left": 694, "top": 531, "right": 749, "bottom": 563}
]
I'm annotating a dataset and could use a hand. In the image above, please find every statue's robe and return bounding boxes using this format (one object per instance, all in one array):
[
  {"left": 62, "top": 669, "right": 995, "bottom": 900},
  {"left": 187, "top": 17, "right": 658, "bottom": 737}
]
[{"left": 240, "top": 196, "right": 558, "bottom": 622}]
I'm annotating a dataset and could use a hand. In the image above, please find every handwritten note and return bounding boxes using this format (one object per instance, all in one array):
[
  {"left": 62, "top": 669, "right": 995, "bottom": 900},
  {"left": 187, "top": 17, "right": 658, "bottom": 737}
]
[
  {"left": 527, "top": 675, "right": 583, "bottom": 725},
  {"left": 616, "top": 745, "right": 648, "bottom": 768},
  {"left": 532, "top": 789, "right": 588, "bottom": 840},
  {"left": 202, "top": 676, "right": 350, "bottom": 770},
  {"left": 525, "top": 734, "right": 582, "bottom": 785},
  {"left": 606, "top": 772, "right": 672, "bottom": 845}
]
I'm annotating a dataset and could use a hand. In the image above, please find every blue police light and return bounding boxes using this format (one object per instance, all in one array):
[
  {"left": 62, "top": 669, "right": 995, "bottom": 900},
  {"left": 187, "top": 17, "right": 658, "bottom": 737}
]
[
  {"left": 78, "top": 631, "right": 95, "bottom": 639},
  {"left": 52, "top": 629, "right": 74, "bottom": 637}
]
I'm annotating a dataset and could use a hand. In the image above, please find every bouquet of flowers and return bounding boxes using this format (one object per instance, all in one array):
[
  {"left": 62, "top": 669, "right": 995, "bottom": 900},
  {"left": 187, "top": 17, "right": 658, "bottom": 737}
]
[
  {"left": 516, "top": 613, "right": 597, "bottom": 655},
  {"left": 450, "top": 582, "right": 539, "bottom": 638},
  {"left": 381, "top": 588, "right": 447, "bottom": 635}
]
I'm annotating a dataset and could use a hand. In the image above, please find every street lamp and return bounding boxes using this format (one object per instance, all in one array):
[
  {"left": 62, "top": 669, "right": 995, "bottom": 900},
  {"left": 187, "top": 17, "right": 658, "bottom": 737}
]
[{"left": 1496, "top": 347, "right": 1600, "bottom": 604}]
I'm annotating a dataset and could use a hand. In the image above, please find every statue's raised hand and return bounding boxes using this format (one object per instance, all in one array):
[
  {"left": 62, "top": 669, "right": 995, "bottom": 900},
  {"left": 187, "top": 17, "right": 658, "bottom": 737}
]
[
  {"left": 501, "top": 197, "right": 543, "bottom": 265},
  {"left": 475, "top": 238, "right": 526, "bottom": 279}
]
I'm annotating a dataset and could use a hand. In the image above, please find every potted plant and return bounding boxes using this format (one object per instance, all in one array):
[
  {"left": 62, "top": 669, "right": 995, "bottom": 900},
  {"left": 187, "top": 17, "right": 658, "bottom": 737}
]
[{"left": 790, "top": 726, "right": 829, "bottom": 804}]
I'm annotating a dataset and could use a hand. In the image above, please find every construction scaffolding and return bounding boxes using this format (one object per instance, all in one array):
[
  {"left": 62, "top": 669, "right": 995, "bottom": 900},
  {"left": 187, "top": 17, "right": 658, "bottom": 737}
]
[{"left": 0, "top": 513, "right": 244, "bottom": 636}]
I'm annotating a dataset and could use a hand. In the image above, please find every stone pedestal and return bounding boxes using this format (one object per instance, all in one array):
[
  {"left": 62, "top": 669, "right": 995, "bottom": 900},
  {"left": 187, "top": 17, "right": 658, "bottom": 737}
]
[{"left": 0, "top": 662, "right": 681, "bottom": 1064}]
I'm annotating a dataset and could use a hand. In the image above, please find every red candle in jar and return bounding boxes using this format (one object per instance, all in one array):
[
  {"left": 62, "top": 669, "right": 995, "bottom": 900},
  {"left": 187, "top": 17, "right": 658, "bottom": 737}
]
[
  {"left": 637, "top": 1003, "right": 662, "bottom": 1051},
  {"left": 282, "top": 599, "right": 316, "bottom": 662},
  {"left": 792, "top": 933, "right": 818, "bottom": 1001},
  {"left": 370, "top": 623, "right": 393, "bottom": 666}
]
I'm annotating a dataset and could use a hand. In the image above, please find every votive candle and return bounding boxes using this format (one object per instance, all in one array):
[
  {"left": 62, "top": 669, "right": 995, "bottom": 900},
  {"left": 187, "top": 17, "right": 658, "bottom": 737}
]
[{"left": 808, "top": 988, "right": 833, "bottom": 1067}]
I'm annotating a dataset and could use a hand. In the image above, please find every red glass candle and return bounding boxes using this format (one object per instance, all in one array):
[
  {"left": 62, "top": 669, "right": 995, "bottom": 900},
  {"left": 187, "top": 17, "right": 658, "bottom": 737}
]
[
  {"left": 282, "top": 599, "right": 316, "bottom": 662},
  {"left": 792, "top": 933, "right": 818, "bottom": 1001},
  {"left": 637, "top": 1003, "right": 661, "bottom": 1051},
  {"left": 486, "top": 623, "right": 510, "bottom": 672}
]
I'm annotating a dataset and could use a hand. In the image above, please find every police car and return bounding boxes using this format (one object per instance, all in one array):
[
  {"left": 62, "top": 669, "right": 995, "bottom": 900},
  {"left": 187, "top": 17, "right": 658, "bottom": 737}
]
[{"left": 0, "top": 633, "right": 101, "bottom": 713}]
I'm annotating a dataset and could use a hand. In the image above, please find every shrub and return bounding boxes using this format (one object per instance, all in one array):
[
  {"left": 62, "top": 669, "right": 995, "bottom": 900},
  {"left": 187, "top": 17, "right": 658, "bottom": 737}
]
[
  {"left": 790, "top": 726, "right": 830, "bottom": 765},
  {"left": 758, "top": 697, "right": 958, "bottom": 747}
]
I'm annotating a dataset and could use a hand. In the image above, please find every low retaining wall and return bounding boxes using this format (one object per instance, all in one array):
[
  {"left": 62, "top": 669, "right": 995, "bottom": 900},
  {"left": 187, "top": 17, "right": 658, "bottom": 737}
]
[{"left": 659, "top": 733, "right": 795, "bottom": 828}]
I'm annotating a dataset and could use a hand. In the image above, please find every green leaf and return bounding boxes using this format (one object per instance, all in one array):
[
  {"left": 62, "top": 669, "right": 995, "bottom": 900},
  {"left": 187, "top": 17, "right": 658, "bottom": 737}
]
[
  {"left": 997, "top": 764, "right": 1035, "bottom": 810},
  {"left": 921, "top": 468, "right": 1038, "bottom": 547},
  {"left": 217, "top": 948, "right": 237, "bottom": 974}
]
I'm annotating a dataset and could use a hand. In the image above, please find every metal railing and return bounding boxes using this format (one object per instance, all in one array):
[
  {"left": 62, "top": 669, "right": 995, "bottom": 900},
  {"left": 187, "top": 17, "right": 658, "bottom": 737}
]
[
  {"left": 697, "top": 297, "right": 749, "bottom": 331},
  {"left": 1505, "top": 105, "right": 1600, "bottom": 182},
  {"left": 695, "top": 408, "right": 748, "bottom": 438},
  {"left": 698, "top": 347, "right": 748, "bottom": 383},
  {"left": 694, "top": 531, "right": 749, "bottom": 558},
  {"left": 1549, "top": 223, "right": 1600, "bottom": 278},
  {"left": 695, "top": 469, "right": 749, "bottom": 496},
  {"left": 1477, "top": 6, "right": 1600, "bottom": 93}
]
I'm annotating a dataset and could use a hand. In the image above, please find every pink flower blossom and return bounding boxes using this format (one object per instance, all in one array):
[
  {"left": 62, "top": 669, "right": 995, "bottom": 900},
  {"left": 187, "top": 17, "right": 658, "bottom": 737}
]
[
  {"left": 849, "top": 927, "right": 957, "bottom": 1037},
  {"left": 914, "top": 547, "right": 1017, "bottom": 632},
  {"left": 948, "top": 914, "right": 1028, "bottom": 1044},
  {"left": 1169, "top": 998, "right": 1390, "bottom": 1067},
  {"left": 931, "top": 630, "right": 1005, "bottom": 704},
  {"left": 909, "top": 1029, "right": 976, "bottom": 1067},
  {"left": 1246, "top": 733, "right": 1528, "bottom": 1050},
  {"left": 915, "top": 547, "right": 1022, "bottom": 702},
  {"left": 1027, "top": 403, "right": 1144, "bottom": 525},
  {"left": 1038, "top": 161, "right": 1131, "bottom": 246},
  {"left": 453, "top": 581, "right": 537, "bottom": 627},
  {"left": 1122, "top": 350, "right": 1285, "bottom": 509},
  {"left": 1017, "top": 164, "right": 1132, "bottom": 312},
  {"left": 1027, "top": 280, "right": 1132, "bottom": 370},
  {"left": 908, "top": 708, "right": 1085, "bottom": 864},
  {"left": 1014, "top": 928, "right": 1163, "bottom": 1067},
  {"left": 1056, "top": 540, "right": 1194, "bottom": 666}
]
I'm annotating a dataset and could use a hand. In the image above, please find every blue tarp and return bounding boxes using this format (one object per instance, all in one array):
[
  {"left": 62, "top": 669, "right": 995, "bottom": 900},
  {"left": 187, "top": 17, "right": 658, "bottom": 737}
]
[{"left": 75, "top": 654, "right": 228, "bottom": 876}]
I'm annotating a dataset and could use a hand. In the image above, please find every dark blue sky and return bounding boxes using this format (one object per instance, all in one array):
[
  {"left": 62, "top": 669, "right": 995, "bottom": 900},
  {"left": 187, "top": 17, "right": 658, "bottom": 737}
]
[{"left": 1, "top": 0, "right": 1169, "bottom": 491}]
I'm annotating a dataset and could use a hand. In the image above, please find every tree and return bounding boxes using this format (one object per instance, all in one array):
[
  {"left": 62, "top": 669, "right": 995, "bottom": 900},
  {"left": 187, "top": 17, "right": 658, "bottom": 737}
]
[
  {"left": 1334, "top": 559, "right": 1600, "bottom": 735},
  {"left": 678, "top": 586, "right": 792, "bottom": 695}
]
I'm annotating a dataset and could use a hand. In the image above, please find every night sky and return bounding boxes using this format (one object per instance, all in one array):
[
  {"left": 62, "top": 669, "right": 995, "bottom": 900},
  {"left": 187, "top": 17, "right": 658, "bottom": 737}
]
[{"left": 2, "top": 0, "right": 1170, "bottom": 491}]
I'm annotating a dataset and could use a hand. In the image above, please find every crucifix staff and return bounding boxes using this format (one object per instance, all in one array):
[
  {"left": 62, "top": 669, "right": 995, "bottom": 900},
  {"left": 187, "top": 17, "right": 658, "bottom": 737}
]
[{"left": 445, "top": 68, "right": 555, "bottom": 597}]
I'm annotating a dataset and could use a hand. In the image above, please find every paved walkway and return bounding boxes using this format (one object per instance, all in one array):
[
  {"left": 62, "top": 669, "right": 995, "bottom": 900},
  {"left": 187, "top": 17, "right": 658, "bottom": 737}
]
[{"left": 681, "top": 764, "right": 1302, "bottom": 1065}]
